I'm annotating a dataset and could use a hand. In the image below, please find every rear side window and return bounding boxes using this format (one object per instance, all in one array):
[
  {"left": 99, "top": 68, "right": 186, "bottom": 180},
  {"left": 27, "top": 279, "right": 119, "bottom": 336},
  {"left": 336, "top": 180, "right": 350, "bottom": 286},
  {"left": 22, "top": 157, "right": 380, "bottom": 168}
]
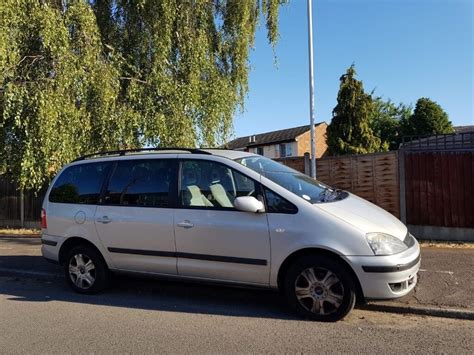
[
  {"left": 49, "top": 162, "right": 110, "bottom": 204},
  {"left": 104, "top": 159, "right": 176, "bottom": 207}
]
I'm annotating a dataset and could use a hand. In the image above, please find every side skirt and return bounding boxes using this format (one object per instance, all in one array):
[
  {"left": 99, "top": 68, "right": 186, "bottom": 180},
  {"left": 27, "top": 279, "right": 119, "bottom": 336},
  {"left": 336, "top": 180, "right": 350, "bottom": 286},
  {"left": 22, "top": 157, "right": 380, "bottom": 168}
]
[{"left": 109, "top": 268, "right": 276, "bottom": 291}]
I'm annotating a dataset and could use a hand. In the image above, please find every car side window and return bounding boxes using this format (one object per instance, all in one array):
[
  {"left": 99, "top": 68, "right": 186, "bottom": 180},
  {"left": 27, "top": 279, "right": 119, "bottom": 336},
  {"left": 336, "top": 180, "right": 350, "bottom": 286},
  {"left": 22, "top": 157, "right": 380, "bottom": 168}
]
[
  {"left": 104, "top": 159, "right": 176, "bottom": 207},
  {"left": 49, "top": 162, "right": 110, "bottom": 204},
  {"left": 264, "top": 188, "right": 298, "bottom": 214},
  {"left": 180, "top": 160, "right": 258, "bottom": 209}
]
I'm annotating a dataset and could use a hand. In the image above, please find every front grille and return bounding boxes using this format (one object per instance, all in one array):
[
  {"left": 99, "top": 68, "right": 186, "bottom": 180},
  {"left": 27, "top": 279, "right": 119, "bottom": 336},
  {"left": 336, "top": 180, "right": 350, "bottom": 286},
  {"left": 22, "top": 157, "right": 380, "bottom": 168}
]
[{"left": 403, "top": 232, "right": 416, "bottom": 248}]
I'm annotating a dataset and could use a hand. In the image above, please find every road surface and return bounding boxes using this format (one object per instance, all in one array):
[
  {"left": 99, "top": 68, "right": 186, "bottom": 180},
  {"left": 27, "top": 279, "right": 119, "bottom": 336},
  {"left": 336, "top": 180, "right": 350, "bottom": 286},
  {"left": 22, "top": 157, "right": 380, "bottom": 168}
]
[{"left": 0, "top": 238, "right": 472, "bottom": 353}]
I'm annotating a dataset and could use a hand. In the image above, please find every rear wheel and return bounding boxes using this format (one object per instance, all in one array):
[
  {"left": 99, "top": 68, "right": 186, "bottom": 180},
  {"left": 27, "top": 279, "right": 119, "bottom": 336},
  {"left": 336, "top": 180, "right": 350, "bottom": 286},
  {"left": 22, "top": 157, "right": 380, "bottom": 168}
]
[
  {"left": 283, "top": 255, "right": 356, "bottom": 322},
  {"left": 64, "top": 245, "right": 109, "bottom": 294}
]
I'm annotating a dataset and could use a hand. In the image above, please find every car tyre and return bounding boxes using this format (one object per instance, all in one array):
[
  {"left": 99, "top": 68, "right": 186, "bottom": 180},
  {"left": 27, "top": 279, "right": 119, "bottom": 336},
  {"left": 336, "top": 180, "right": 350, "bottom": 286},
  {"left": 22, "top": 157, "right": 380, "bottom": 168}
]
[
  {"left": 64, "top": 245, "right": 109, "bottom": 294},
  {"left": 283, "top": 255, "right": 356, "bottom": 322}
]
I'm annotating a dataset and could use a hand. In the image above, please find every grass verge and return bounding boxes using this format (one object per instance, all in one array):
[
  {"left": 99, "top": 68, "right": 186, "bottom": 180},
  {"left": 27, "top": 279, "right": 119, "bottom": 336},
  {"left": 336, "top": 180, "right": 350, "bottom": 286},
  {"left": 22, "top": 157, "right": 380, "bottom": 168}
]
[
  {"left": 0, "top": 228, "right": 40, "bottom": 236},
  {"left": 419, "top": 240, "right": 474, "bottom": 249}
]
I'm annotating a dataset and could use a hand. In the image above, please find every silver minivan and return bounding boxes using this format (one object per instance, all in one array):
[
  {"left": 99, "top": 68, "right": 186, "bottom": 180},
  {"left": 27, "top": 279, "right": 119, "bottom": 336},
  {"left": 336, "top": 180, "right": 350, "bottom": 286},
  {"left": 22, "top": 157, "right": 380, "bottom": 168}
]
[{"left": 41, "top": 148, "right": 420, "bottom": 321}]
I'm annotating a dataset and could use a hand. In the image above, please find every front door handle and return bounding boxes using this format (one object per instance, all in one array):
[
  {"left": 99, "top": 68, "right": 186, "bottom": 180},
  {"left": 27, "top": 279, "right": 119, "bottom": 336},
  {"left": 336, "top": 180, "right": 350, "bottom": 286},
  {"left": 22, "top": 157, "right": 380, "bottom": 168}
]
[
  {"left": 96, "top": 216, "right": 111, "bottom": 224},
  {"left": 177, "top": 220, "right": 194, "bottom": 229}
]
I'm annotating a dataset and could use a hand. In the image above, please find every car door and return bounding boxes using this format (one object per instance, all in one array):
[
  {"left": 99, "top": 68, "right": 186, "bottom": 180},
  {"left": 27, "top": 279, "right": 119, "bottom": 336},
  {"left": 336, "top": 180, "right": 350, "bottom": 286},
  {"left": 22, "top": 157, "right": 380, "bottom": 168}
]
[
  {"left": 174, "top": 159, "right": 271, "bottom": 285},
  {"left": 94, "top": 157, "right": 178, "bottom": 275}
]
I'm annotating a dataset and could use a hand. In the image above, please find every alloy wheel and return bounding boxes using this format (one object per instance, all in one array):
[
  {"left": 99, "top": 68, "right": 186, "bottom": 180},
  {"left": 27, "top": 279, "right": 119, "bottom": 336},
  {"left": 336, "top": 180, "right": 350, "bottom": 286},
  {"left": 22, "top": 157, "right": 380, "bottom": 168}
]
[
  {"left": 294, "top": 267, "right": 345, "bottom": 315},
  {"left": 68, "top": 253, "right": 96, "bottom": 290}
]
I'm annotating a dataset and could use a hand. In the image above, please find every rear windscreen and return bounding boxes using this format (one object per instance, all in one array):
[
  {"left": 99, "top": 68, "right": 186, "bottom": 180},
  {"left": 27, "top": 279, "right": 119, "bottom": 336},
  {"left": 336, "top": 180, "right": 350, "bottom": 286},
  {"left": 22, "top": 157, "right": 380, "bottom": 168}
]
[{"left": 49, "top": 162, "right": 110, "bottom": 204}]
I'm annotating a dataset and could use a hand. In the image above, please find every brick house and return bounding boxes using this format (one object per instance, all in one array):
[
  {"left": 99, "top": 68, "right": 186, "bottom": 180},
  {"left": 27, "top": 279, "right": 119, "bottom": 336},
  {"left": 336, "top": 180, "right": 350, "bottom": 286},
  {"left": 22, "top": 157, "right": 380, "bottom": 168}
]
[{"left": 225, "top": 123, "right": 328, "bottom": 158}]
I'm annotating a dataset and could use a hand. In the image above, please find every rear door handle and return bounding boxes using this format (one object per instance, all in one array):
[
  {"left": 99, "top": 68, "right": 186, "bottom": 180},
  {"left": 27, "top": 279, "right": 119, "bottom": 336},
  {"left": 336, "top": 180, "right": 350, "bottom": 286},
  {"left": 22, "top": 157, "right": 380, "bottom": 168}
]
[
  {"left": 177, "top": 220, "right": 194, "bottom": 229},
  {"left": 96, "top": 216, "right": 111, "bottom": 224}
]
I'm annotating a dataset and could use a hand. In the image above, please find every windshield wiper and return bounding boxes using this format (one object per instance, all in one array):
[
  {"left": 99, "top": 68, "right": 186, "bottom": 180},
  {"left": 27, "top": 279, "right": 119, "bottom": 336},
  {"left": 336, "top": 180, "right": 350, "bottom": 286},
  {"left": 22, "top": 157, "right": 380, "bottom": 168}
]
[{"left": 319, "top": 188, "right": 342, "bottom": 202}]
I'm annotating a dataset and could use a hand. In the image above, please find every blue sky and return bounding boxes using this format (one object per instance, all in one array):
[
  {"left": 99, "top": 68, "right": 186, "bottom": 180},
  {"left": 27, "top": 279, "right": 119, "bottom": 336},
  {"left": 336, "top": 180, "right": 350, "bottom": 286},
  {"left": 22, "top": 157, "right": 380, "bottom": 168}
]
[{"left": 233, "top": 0, "right": 473, "bottom": 137}]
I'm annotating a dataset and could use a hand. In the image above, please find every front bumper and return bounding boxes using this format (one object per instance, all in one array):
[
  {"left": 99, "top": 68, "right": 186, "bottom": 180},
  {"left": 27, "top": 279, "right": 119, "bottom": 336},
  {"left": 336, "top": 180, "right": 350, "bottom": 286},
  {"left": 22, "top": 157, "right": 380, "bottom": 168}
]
[{"left": 347, "top": 239, "right": 421, "bottom": 300}]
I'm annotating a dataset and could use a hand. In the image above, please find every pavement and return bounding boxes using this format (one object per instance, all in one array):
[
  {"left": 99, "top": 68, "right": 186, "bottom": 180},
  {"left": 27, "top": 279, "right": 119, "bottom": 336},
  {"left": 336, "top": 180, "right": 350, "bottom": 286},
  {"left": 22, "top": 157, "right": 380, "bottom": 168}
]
[{"left": 0, "top": 236, "right": 473, "bottom": 320}]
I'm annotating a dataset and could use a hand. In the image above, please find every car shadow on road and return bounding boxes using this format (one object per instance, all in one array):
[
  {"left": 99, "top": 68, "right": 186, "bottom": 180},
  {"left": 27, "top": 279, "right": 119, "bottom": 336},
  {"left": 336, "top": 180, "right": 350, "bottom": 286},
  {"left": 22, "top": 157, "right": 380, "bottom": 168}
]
[{"left": 0, "top": 255, "right": 299, "bottom": 321}]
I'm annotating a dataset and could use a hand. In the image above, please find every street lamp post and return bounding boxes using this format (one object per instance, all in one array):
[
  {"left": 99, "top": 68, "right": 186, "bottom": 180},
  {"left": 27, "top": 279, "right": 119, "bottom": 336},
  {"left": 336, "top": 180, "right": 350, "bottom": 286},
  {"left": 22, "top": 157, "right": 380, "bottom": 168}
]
[{"left": 307, "top": 0, "right": 316, "bottom": 178}]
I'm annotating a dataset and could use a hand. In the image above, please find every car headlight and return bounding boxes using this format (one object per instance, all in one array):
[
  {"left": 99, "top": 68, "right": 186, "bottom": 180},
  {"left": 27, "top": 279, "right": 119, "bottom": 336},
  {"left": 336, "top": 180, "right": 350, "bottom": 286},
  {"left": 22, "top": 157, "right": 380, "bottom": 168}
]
[{"left": 365, "top": 233, "right": 408, "bottom": 255}]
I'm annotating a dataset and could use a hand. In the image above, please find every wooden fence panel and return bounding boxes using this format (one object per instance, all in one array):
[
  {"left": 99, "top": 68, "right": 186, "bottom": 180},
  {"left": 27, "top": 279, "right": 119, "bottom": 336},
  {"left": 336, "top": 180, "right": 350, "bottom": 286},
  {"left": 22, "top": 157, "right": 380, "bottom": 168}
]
[
  {"left": 331, "top": 157, "right": 352, "bottom": 191},
  {"left": 0, "top": 176, "right": 44, "bottom": 225},
  {"left": 373, "top": 153, "right": 400, "bottom": 218},
  {"left": 0, "top": 178, "right": 20, "bottom": 221},
  {"left": 316, "top": 152, "right": 400, "bottom": 218},
  {"left": 273, "top": 156, "right": 305, "bottom": 173},
  {"left": 315, "top": 159, "right": 330, "bottom": 183},
  {"left": 274, "top": 152, "right": 400, "bottom": 218},
  {"left": 405, "top": 151, "right": 474, "bottom": 228},
  {"left": 351, "top": 154, "right": 376, "bottom": 202}
]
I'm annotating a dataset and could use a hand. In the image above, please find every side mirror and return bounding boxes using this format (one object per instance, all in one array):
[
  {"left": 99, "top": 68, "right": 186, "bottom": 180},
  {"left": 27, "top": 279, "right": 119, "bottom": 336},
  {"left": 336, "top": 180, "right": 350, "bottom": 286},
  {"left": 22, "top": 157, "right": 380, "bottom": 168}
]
[{"left": 233, "top": 196, "right": 265, "bottom": 213}]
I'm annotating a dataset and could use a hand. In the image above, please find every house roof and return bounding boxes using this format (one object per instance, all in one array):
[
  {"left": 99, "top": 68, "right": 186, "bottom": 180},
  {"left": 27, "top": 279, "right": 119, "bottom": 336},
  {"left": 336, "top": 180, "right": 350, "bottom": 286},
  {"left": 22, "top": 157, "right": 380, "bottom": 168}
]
[{"left": 225, "top": 122, "right": 326, "bottom": 150}]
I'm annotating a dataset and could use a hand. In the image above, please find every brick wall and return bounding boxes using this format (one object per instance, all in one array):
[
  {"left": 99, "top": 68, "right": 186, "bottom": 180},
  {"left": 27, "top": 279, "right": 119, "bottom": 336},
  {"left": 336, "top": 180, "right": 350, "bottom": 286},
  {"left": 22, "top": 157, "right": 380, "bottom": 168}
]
[{"left": 295, "top": 123, "right": 328, "bottom": 158}]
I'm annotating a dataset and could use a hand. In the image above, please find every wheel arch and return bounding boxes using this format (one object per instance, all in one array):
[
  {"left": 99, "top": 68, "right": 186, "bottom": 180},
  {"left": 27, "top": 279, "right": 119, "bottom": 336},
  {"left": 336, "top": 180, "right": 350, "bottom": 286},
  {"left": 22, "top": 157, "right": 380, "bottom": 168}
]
[
  {"left": 277, "top": 248, "right": 365, "bottom": 302},
  {"left": 59, "top": 237, "right": 107, "bottom": 267}
]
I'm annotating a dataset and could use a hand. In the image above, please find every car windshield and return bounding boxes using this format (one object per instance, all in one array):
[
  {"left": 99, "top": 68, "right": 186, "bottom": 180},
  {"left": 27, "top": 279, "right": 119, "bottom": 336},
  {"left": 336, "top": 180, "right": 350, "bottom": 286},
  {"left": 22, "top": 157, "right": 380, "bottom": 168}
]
[{"left": 235, "top": 155, "right": 347, "bottom": 204}]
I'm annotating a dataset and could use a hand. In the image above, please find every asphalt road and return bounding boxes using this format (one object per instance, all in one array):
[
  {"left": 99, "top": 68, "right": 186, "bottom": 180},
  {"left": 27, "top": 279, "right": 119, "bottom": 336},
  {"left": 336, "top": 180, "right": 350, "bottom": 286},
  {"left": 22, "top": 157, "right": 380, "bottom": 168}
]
[
  {"left": 0, "top": 276, "right": 473, "bottom": 354},
  {"left": 0, "top": 237, "right": 473, "bottom": 353}
]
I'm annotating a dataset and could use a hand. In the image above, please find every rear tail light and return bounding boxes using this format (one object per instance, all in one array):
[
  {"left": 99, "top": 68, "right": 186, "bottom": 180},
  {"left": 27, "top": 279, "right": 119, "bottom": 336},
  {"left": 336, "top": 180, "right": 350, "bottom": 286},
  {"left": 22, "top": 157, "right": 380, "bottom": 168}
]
[{"left": 40, "top": 208, "right": 47, "bottom": 229}]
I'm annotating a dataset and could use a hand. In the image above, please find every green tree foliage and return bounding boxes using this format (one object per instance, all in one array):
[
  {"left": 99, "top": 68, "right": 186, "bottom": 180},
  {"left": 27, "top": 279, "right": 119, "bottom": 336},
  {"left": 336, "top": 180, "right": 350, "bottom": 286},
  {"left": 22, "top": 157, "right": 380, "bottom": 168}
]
[
  {"left": 401, "top": 97, "right": 454, "bottom": 137},
  {"left": 0, "top": 0, "right": 286, "bottom": 190},
  {"left": 327, "top": 65, "right": 380, "bottom": 155},
  {"left": 370, "top": 98, "right": 412, "bottom": 151}
]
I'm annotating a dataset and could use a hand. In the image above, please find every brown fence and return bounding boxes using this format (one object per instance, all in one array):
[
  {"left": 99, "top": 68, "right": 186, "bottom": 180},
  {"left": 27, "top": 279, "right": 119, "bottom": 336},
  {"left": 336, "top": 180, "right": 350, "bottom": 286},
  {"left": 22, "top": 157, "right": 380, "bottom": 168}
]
[
  {"left": 275, "top": 152, "right": 400, "bottom": 218},
  {"left": 316, "top": 152, "right": 400, "bottom": 217},
  {"left": 277, "top": 141, "right": 473, "bottom": 240},
  {"left": 274, "top": 155, "right": 308, "bottom": 174},
  {"left": 404, "top": 151, "right": 474, "bottom": 228},
  {"left": 0, "top": 176, "right": 44, "bottom": 227}
]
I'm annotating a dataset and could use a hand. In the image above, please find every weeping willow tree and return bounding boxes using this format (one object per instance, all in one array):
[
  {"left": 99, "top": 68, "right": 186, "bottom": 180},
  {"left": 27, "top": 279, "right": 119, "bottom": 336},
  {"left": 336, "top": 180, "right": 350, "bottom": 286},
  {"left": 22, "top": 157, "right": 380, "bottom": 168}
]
[{"left": 0, "top": 0, "right": 286, "bottom": 190}]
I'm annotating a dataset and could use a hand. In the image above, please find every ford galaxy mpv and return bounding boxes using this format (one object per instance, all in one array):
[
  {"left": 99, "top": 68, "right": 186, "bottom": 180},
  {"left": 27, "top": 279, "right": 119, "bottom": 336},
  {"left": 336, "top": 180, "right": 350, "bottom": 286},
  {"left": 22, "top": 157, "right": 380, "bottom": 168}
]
[{"left": 41, "top": 148, "right": 420, "bottom": 321}]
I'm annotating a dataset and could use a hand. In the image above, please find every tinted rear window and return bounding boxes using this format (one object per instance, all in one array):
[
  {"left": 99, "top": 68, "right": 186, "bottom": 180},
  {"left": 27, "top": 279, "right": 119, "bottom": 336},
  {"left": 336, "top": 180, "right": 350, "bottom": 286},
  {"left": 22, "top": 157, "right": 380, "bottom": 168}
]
[
  {"left": 49, "top": 162, "right": 110, "bottom": 204},
  {"left": 104, "top": 159, "right": 176, "bottom": 207}
]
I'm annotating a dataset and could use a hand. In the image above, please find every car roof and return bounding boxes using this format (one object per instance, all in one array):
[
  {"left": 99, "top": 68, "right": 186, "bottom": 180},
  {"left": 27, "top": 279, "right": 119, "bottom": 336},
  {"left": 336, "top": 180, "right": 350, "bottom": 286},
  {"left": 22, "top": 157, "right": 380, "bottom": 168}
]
[{"left": 72, "top": 148, "right": 256, "bottom": 163}]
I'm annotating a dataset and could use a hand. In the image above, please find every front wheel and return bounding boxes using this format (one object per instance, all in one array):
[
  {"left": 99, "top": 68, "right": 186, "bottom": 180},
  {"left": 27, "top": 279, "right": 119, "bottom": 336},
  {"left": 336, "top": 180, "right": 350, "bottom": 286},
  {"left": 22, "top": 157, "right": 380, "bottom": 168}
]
[
  {"left": 283, "top": 255, "right": 356, "bottom": 322},
  {"left": 64, "top": 245, "right": 109, "bottom": 294}
]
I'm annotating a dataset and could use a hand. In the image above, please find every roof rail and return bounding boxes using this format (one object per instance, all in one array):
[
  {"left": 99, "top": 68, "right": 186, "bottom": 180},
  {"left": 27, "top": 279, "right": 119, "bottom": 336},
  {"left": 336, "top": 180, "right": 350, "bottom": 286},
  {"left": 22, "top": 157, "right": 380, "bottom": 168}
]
[{"left": 72, "top": 147, "right": 212, "bottom": 162}]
